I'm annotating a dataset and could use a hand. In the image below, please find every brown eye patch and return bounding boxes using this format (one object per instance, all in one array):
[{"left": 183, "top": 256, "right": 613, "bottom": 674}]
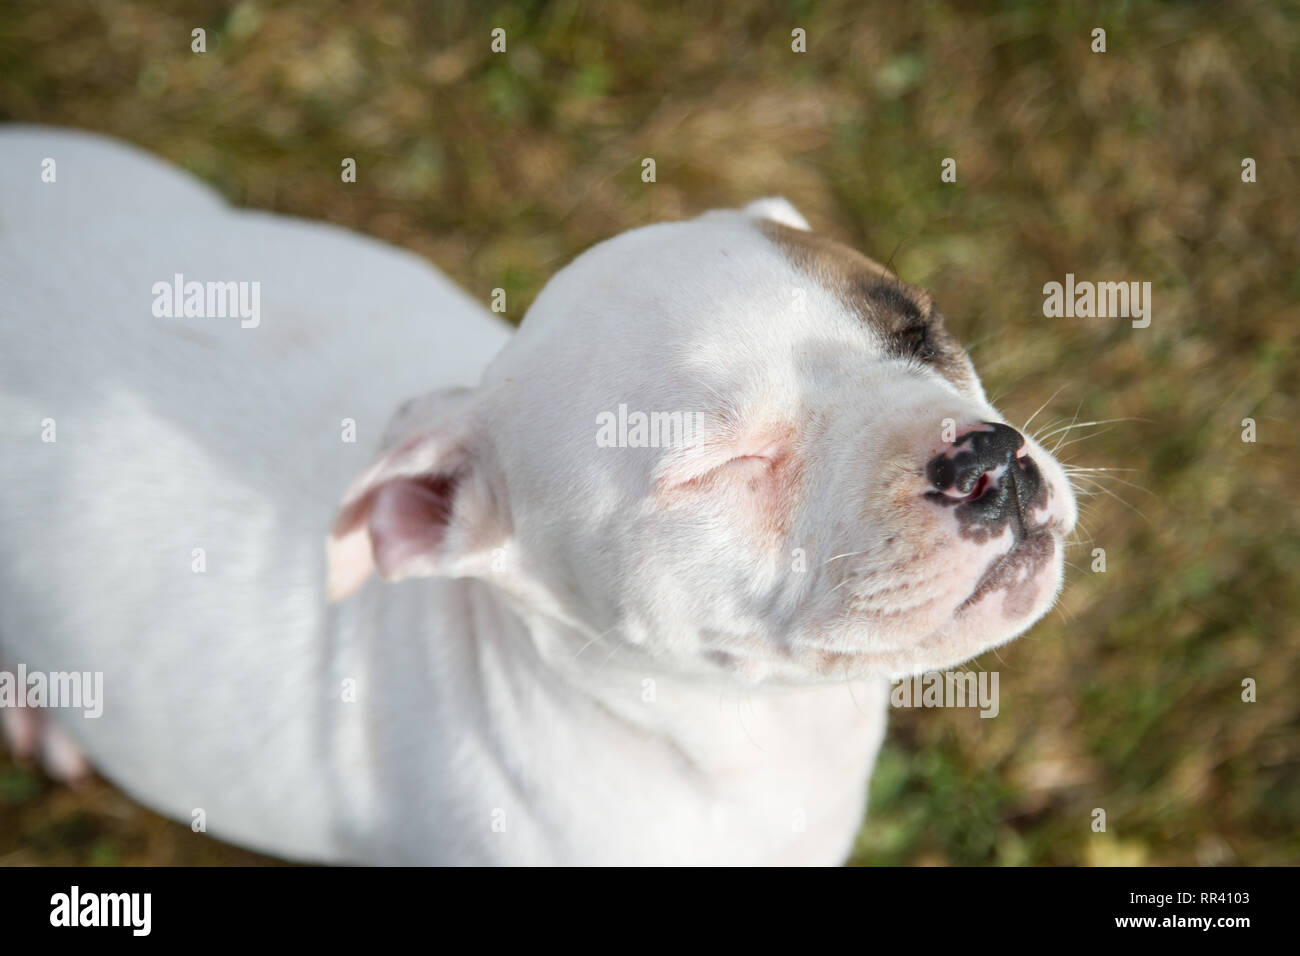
[
  {"left": 853, "top": 280, "right": 939, "bottom": 362},
  {"left": 758, "top": 219, "right": 977, "bottom": 392},
  {"left": 895, "top": 321, "right": 938, "bottom": 362}
]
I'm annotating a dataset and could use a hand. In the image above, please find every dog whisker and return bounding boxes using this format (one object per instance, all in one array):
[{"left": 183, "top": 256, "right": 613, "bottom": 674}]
[
  {"left": 572, "top": 622, "right": 623, "bottom": 660},
  {"left": 1065, "top": 475, "right": 1152, "bottom": 524},
  {"left": 1047, "top": 399, "right": 1086, "bottom": 454},
  {"left": 1021, "top": 383, "right": 1070, "bottom": 435},
  {"left": 1063, "top": 470, "right": 1154, "bottom": 497},
  {"left": 1036, "top": 416, "right": 1150, "bottom": 443},
  {"left": 824, "top": 549, "right": 871, "bottom": 565},
  {"left": 1063, "top": 463, "right": 1143, "bottom": 476}
]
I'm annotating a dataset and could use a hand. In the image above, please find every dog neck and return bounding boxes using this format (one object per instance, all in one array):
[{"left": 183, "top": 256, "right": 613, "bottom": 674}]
[{"left": 457, "top": 578, "right": 888, "bottom": 783}]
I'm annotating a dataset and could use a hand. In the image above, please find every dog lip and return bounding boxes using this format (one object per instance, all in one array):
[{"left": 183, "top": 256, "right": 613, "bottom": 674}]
[{"left": 955, "top": 526, "right": 1059, "bottom": 615}]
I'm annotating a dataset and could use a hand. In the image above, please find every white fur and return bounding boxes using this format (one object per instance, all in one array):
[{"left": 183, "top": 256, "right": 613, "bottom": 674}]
[{"left": 0, "top": 127, "right": 1074, "bottom": 864}]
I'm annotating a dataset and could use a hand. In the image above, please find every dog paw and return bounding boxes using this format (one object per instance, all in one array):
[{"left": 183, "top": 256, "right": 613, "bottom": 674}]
[
  {"left": 0, "top": 702, "right": 40, "bottom": 759},
  {"left": 1, "top": 706, "right": 92, "bottom": 786}
]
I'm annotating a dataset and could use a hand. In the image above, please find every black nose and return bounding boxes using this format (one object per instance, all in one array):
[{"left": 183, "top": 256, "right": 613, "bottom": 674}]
[{"left": 926, "top": 422, "right": 1041, "bottom": 523}]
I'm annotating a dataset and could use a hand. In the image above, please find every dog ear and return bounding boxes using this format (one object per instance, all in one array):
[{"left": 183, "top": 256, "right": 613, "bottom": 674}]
[
  {"left": 326, "top": 388, "right": 504, "bottom": 601},
  {"left": 743, "top": 197, "right": 810, "bottom": 231}
]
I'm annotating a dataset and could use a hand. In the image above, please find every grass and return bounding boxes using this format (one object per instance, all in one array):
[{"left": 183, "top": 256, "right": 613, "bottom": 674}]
[{"left": 0, "top": 0, "right": 1296, "bottom": 865}]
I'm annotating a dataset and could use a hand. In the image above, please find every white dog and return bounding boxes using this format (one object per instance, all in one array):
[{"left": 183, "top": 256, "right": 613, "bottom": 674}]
[{"left": 0, "top": 127, "right": 1075, "bottom": 865}]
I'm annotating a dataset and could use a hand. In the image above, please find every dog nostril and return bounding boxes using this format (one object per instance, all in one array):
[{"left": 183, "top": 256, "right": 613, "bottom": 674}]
[
  {"left": 929, "top": 464, "right": 994, "bottom": 501},
  {"left": 926, "top": 455, "right": 991, "bottom": 498},
  {"left": 926, "top": 422, "right": 1031, "bottom": 501},
  {"left": 926, "top": 454, "right": 958, "bottom": 491}
]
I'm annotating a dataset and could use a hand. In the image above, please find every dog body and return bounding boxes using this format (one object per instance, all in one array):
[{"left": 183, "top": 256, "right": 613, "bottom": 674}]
[{"left": 0, "top": 127, "right": 1073, "bottom": 864}]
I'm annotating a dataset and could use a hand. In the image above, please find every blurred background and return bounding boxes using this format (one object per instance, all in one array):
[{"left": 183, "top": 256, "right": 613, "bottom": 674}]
[{"left": 0, "top": 0, "right": 1296, "bottom": 865}]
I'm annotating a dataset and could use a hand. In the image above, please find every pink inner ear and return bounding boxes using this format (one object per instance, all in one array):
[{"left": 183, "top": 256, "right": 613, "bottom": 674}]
[{"left": 367, "top": 474, "right": 459, "bottom": 580}]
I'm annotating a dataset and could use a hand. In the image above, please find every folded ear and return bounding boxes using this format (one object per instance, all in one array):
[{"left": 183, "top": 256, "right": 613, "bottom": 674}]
[
  {"left": 744, "top": 197, "right": 810, "bottom": 231},
  {"left": 326, "top": 388, "right": 504, "bottom": 601}
]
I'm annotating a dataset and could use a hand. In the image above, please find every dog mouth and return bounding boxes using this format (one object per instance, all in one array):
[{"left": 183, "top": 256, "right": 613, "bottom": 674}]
[{"left": 955, "top": 527, "right": 1059, "bottom": 618}]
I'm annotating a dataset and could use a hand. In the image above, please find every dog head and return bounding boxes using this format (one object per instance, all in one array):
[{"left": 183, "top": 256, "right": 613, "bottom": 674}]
[{"left": 328, "top": 199, "right": 1076, "bottom": 682}]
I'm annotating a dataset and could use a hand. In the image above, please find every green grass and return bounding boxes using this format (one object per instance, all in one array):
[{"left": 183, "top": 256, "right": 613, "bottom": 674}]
[{"left": 0, "top": 0, "right": 1296, "bottom": 865}]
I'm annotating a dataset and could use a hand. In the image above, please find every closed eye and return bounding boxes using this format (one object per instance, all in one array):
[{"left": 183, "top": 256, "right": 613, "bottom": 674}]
[{"left": 896, "top": 323, "right": 937, "bottom": 362}]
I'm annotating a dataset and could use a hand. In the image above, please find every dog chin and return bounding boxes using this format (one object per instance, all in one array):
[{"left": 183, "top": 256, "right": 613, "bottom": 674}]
[
  {"left": 908, "top": 534, "right": 1066, "bottom": 672},
  {"left": 813, "top": 532, "right": 1065, "bottom": 680}
]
